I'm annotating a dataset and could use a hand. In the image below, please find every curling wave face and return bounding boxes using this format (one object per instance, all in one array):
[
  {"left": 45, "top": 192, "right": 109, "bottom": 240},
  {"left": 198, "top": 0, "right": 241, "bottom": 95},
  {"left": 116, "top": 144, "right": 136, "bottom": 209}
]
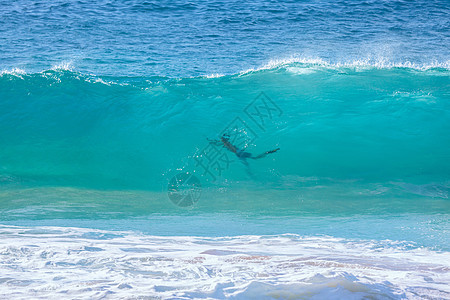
[{"left": 0, "top": 64, "right": 449, "bottom": 219}]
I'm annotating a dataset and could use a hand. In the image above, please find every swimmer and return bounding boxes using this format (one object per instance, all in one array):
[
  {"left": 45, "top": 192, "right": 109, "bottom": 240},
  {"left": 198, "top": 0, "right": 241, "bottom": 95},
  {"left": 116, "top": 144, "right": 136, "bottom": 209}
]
[{"left": 208, "top": 134, "right": 280, "bottom": 165}]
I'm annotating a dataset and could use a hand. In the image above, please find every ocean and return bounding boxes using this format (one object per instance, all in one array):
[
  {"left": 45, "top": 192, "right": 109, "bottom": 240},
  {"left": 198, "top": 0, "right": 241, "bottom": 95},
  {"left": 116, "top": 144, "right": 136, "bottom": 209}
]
[{"left": 0, "top": 0, "right": 449, "bottom": 299}]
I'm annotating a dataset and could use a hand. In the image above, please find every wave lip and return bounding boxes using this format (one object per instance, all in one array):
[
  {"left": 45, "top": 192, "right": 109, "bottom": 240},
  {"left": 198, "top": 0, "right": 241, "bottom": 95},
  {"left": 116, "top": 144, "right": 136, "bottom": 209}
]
[
  {"left": 0, "top": 225, "right": 449, "bottom": 299},
  {"left": 0, "top": 68, "right": 27, "bottom": 77},
  {"left": 240, "top": 56, "right": 450, "bottom": 75},
  {"left": 2, "top": 55, "right": 449, "bottom": 81}
]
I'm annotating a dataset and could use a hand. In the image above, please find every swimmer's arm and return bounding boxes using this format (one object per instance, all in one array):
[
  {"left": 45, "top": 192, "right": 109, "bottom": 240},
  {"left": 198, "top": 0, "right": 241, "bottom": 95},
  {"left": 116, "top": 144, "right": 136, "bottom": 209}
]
[
  {"left": 207, "top": 138, "right": 222, "bottom": 146},
  {"left": 207, "top": 138, "right": 237, "bottom": 153},
  {"left": 207, "top": 137, "right": 239, "bottom": 154}
]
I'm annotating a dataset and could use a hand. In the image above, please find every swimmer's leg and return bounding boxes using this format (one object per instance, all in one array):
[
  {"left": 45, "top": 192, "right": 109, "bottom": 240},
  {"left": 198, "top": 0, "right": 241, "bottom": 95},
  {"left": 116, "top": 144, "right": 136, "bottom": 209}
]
[
  {"left": 239, "top": 157, "right": 249, "bottom": 167},
  {"left": 240, "top": 158, "right": 257, "bottom": 179},
  {"left": 251, "top": 148, "right": 280, "bottom": 159}
]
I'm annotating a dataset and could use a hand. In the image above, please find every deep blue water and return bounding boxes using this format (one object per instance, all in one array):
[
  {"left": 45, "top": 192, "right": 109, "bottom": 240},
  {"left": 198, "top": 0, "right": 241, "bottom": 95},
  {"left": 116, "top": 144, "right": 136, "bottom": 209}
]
[{"left": 1, "top": 0, "right": 449, "bottom": 76}]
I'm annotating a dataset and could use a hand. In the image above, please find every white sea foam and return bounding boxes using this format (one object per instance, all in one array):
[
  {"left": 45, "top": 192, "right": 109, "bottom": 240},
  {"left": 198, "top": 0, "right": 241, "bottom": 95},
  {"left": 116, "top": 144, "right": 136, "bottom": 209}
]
[
  {"left": 0, "top": 68, "right": 27, "bottom": 78},
  {"left": 1, "top": 63, "right": 74, "bottom": 77},
  {"left": 203, "top": 73, "right": 226, "bottom": 78},
  {"left": 2, "top": 58, "right": 448, "bottom": 83},
  {"left": 239, "top": 56, "right": 450, "bottom": 75},
  {"left": 50, "top": 61, "right": 74, "bottom": 71},
  {"left": 0, "top": 225, "right": 448, "bottom": 299}
]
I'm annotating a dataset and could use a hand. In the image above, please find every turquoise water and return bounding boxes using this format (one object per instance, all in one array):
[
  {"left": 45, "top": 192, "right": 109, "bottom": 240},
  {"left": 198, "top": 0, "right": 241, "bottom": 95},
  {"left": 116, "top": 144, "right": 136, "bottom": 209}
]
[
  {"left": 1, "top": 66, "right": 449, "bottom": 217},
  {"left": 1, "top": 0, "right": 449, "bottom": 298}
]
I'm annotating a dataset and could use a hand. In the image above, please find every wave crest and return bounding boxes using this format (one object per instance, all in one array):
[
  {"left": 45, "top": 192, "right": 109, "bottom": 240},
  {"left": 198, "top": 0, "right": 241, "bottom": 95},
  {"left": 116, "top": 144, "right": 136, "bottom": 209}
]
[{"left": 240, "top": 56, "right": 450, "bottom": 74}]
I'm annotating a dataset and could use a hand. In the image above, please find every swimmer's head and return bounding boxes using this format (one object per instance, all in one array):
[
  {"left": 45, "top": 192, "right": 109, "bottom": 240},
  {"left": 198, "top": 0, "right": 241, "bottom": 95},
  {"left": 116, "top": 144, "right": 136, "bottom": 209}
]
[{"left": 221, "top": 134, "right": 230, "bottom": 142}]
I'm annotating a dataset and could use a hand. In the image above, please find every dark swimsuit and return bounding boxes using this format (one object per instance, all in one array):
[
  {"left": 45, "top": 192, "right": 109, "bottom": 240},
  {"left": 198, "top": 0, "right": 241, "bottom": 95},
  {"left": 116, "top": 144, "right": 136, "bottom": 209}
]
[{"left": 236, "top": 149, "right": 252, "bottom": 159}]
